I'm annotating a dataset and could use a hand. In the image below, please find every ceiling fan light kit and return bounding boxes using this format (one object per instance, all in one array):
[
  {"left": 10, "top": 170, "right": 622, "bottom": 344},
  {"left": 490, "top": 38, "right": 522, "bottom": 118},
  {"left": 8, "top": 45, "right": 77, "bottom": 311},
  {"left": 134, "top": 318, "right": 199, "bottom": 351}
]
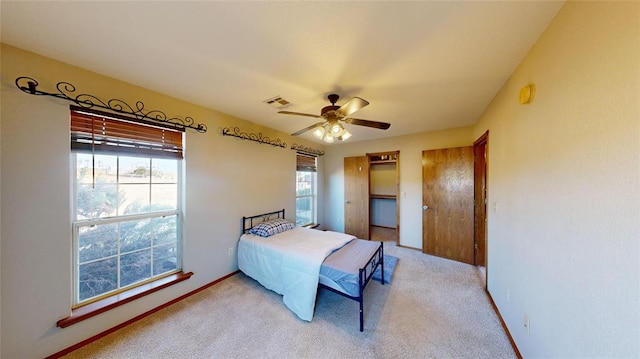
[
  {"left": 340, "top": 130, "right": 352, "bottom": 141},
  {"left": 279, "top": 93, "right": 390, "bottom": 143},
  {"left": 312, "top": 121, "right": 352, "bottom": 143},
  {"left": 313, "top": 126, "right": 325, "bottom": 138}
]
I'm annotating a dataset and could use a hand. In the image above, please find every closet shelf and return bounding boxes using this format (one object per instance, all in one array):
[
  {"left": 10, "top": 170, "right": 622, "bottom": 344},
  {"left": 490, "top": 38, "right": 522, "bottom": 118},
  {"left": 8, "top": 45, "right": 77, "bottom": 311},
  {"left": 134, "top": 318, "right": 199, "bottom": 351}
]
[{"left": 370, "top": 194, "right": 397, "bottom": 199}]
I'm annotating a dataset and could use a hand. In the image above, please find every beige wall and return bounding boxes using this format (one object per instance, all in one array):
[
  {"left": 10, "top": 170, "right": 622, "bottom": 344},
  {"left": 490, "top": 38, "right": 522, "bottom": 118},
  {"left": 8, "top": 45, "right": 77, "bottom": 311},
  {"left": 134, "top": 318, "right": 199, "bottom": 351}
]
[
  {"left": 0, "top": 44, "right": 324, "bottom": 358},
  {"left": 323, "top": 126, "right": 475, "bottom": 249},
  {"left": 370, "top": 163, "right": 397, "bottom": 196},
  {"left": 2, "top": 1, "right": 638, "bottom": 357},
  {"left": 0, "top": 41, "right": 3, "bottom": 358},
  {"left": 473, "top": 1, "right": 639, "bottom": 357},
  {"left": 323, "top": 1, "right": 639, "bottom": 356}
]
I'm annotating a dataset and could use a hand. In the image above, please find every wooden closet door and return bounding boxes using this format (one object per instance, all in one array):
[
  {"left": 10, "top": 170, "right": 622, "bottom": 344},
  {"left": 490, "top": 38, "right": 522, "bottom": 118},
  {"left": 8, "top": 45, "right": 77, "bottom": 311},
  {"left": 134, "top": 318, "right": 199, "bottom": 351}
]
[
  {"left": 474, "top": 132, "right": 488, "bottom": 267},
  {"left": 422, "top": 146, "right": 474, "bottom": 264},
  {"left": 344, "top": 156, "right": 369, "bottom": 239}
]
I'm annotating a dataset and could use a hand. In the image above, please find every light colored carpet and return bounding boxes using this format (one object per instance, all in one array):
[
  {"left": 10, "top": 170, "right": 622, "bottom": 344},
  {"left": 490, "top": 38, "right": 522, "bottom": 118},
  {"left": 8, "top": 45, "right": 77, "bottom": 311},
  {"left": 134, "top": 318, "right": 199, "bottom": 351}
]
[{"left": 62, "top": 242, "right": 516, "bottom": 358}]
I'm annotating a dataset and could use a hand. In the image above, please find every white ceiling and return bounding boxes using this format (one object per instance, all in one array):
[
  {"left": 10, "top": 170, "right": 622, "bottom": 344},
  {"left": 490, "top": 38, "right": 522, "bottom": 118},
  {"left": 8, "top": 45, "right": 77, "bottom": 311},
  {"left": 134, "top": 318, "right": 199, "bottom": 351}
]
[{"left": 1, "top": 1, "right": 564, "bottom": 144}]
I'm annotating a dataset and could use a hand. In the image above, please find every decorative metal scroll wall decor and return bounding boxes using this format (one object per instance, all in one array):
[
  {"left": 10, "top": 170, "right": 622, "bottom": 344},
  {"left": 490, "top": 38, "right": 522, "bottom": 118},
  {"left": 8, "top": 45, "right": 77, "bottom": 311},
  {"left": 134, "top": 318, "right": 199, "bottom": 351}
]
[
  {"left": 221, "top": 127, "right": 287, "bottom": 148},
  {"left": 291, "top": 143, "right": 325, "bottom": 157},
  {"left": 15, "top": 76, "right": 207, "bottom": 133}
]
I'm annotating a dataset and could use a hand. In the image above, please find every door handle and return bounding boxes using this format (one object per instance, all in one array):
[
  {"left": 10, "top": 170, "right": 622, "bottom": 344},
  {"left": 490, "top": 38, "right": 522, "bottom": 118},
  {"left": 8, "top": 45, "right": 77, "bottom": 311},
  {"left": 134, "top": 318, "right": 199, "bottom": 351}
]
[
  {"left": 345, "top": 200, "right": 351, "bottom": 204},
  {"left": 423, "top": 205, "right": 429, "bottom": 210}
]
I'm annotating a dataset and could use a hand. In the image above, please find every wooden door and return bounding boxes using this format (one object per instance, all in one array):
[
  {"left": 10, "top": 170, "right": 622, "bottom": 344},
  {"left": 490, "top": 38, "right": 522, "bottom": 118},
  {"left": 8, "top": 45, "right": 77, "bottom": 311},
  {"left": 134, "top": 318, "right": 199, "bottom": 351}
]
[
  {"left": 474, "top": 132, "right": 488, "bottom": 267},
  {"left": 422, "top": 146, "right": 474, "bottom": 264},
  {"left": 344, "top": 156, "right": 369, "bottom": 239}
]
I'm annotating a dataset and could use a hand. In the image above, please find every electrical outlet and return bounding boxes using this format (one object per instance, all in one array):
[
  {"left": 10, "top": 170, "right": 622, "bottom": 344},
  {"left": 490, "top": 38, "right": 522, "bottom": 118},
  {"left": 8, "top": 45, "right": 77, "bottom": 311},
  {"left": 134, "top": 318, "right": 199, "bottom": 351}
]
[
  {"left": 228, "top": 247, "right": 233, "bottom": 256},
  {"left": 524, "top": 314, "right": 530, "bottom": 334}
]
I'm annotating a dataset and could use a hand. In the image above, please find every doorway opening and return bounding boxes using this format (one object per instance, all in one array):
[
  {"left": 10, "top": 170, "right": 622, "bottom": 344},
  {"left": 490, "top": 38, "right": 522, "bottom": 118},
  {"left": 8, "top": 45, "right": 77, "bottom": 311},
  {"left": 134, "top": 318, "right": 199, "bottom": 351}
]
[
  {"left": 368, "top": 151, "right": 399, "bottom": 244},
  {"left": 344, "top": 151, "right": 399, "bottom": 244}
]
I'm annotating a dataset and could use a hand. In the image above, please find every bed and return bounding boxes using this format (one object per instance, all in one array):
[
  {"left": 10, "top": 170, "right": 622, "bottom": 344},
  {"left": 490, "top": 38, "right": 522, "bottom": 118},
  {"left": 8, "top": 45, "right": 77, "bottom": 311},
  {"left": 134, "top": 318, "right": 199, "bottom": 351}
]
[{"left": 237, "top": 209, "right": 384, "bottom": 332}]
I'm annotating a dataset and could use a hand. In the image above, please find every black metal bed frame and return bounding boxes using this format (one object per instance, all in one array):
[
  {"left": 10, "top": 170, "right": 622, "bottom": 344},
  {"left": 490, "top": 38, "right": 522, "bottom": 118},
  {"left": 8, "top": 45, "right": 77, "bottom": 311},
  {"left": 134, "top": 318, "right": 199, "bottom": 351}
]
[
  {"left": 241, "top": 209, "right": 384, "bottom": 332},
  {"left": 241, "top": 208, "right": 287, "bottom": 234},
  {"left": 318, "top": 242, "right": 384, "bottom": 332}
]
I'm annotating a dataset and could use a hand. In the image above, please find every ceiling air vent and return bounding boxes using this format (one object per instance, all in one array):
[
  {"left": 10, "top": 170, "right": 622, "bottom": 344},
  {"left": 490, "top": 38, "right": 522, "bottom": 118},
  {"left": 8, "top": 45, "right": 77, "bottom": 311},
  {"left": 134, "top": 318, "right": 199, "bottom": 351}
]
[{"left": 263, "top": 96, "right": 291, "bottom": 109}]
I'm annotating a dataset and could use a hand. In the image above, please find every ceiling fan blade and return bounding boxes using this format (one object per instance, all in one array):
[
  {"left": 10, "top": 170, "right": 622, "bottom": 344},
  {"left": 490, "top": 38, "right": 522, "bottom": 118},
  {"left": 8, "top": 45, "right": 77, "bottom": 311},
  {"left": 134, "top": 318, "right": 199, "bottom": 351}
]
[
  {"left": 344, "top": 117, "right": 391, "bottom": 130},
  {"left": 278, "top": 111, "right": 322, "bottom": 119},
  {"left": 336, "top": 97, "right": 369, "bottom": 117},
  {"left": 291, "top": 122, "right": 326, "bottom": 136}
]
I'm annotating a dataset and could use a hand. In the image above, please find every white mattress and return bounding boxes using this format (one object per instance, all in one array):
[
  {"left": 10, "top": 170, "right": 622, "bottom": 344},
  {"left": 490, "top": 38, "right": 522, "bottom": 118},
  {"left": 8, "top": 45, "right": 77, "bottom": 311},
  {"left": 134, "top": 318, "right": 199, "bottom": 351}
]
[{"left": 237, "top": 227, "right": 354, "bottom": 321}]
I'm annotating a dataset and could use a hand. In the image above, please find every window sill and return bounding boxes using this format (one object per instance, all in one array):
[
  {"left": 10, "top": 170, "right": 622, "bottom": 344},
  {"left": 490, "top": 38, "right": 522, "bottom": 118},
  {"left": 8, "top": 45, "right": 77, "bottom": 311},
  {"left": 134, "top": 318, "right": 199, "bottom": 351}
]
[{"left": 57, "top": 271, "right": 194, "bottom": 328}]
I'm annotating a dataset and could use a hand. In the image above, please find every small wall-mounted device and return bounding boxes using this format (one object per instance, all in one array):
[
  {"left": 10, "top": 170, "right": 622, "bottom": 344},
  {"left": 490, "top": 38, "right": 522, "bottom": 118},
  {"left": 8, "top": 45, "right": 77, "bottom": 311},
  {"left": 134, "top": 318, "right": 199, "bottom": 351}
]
[{"left": 519, "top": 83, "right": 536, "bottom": 104}]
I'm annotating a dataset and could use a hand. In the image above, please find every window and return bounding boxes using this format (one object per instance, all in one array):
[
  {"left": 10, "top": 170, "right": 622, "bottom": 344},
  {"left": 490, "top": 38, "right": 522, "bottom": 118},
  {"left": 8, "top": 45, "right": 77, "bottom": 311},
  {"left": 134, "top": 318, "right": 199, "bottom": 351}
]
[
  {"left": 70, "top": 107, "right": 183, "bottom": 307},
  {"left": 296, "top": 154, "right": 317, "bottom": 226}
]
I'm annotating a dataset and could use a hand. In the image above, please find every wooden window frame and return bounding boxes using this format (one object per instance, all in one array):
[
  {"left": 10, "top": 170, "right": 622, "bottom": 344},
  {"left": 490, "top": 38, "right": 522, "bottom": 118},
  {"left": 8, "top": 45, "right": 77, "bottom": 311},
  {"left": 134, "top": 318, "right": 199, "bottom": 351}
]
[
  {"left": 61, "top": 107, "right": 189, "bottom": 328},
  {"left": 57, "top": 271, "right": 193, "bottom": 328}
]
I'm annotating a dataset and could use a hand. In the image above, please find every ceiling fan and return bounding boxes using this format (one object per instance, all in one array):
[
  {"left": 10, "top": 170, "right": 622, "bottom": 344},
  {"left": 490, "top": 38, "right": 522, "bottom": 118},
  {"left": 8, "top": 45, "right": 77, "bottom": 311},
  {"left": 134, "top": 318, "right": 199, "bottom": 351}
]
[{"left": 279, "top": 94, "right": 391, "bottom": 143}]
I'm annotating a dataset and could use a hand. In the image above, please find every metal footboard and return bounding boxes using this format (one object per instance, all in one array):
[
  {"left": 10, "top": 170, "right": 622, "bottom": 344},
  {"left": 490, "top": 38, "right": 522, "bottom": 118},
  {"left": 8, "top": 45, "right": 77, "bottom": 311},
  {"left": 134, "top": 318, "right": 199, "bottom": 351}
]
[{"left": 319, "top": 241, "right": 384, "bottom": 332}]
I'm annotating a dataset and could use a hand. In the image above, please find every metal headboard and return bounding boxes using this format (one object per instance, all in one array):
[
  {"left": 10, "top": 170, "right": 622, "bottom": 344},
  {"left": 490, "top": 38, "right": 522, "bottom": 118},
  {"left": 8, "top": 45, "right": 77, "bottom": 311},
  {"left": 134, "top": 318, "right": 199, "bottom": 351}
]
[{"left": 242, "top": 209, "right": 286, "bottom": 234}]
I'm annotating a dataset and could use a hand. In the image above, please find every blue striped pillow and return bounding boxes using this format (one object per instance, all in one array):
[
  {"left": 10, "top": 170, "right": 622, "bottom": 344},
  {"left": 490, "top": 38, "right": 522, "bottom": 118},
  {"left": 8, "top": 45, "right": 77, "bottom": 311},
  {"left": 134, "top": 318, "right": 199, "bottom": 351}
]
[{"left": 249, "top": 218, "right": 295, "bottom": 237}]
